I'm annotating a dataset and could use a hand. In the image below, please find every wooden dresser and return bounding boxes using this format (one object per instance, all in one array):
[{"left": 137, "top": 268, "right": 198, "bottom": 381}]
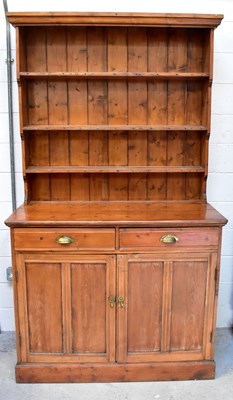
[{"left": 5, "top": 12, "right": 227, "bottom": 383}]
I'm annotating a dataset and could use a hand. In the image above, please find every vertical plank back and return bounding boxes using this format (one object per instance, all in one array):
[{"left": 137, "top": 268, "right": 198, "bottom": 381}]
[
  {"left": 186, "top": 29, "right": 205, "bottom": 200},
  {"left": 128, "top": 28, "right": 148, "bottom": 200},
  {"left": 167, "top": 29, "right": 187, "bottom": 200},
  {"left": 108, "top": 28, "right": 128, "bottom": 200},
  {"left": 87, "top": 28, "right": 108, "bottom": 200},
  {"left": 46, "top": 28, "right": 69, "bottom": 200},
  {"left": 148, "top": 28, "right": 168, "bottom": 200},
  {"left": 26, "top": 27, "right": 49, "bottom": 201},
  {"left": 67, "top": 28, "right": 89, "bottom": 200}
]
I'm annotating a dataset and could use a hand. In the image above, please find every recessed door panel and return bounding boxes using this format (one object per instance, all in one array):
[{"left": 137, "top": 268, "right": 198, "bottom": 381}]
[
  {"left": 25, "top": 262, "right": 63, "bottom": 354},
  {"left": 70, "top": 255, "right": 116, "bottom": 362},
  {"left": 127, "top": 261, "right": 163, "bottom": 352},
  {"left": 117, "top": 255, "right": 165, "bottom": 362},
  {"left": 71, "top": 262, "right": 106, "bottom": 353},
  {"left": 170, "top": 260, "right": 208, "bottom": 351}
]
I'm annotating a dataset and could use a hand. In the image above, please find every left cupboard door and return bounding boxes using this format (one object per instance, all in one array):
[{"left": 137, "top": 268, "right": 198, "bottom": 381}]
[{"left": 15, "top": 253, "right": 116, "bottom": 363}]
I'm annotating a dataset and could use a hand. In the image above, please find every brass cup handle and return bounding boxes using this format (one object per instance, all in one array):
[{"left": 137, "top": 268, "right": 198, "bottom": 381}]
[
  {"left": 160, "top": 234, "right": 179, "bottom": 243},
  {"left": 56, "top": 236, "right": 74, "bottom": 245}
]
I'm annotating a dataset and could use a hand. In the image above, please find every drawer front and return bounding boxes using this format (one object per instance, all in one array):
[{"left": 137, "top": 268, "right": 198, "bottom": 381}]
[
  {"left": 120, "top": 228, "right": 219, "bottom": 249},
  {"left": 14, "top": 228, "right": 115, "bottom": 250}
]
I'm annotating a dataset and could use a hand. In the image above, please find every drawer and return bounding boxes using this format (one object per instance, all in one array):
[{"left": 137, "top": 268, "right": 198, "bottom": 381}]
[
  {"left": 119, "top": 228, "right": 219, "bottom": 249},
  {"left": 14, "top": 228, "right": 115, "bottom": 250}
]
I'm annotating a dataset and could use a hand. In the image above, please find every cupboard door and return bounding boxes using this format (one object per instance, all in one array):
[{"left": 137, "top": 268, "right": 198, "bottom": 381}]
[
  {"left": 117, "top": 253, "right": 216, "bottom": 363},
  {"left": 16, "top": 254, "right": 116, "bottom": 363}
]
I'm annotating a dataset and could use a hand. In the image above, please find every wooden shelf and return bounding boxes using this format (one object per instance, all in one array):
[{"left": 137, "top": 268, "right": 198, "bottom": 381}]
[
  {"left": 23, "top": 125, "right": 208, "bottom": 132},
  {"left": 26, "top": 166, "right": 205, "bottom": 174},
  {"left": 19, "top": 72, "right": 210, "bottom": 80}
]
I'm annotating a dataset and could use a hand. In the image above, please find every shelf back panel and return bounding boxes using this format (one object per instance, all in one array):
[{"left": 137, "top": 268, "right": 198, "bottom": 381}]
[
  {"left": 27, "top": 172, "right": 203, "bottom": 202},
  {"left": 27, "top": 131, "right": 203, "bottom": 168},
  {"left": 16, "top": 24, "right": 213, "bottom": 203},
  {"left": 24, "top": 79, "right": 207, "bottom": 127},
  {"left": 21, "top": 27, "right": 210, "bottom": 73}
]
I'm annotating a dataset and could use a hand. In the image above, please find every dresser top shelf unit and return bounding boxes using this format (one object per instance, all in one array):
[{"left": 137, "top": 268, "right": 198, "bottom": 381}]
[{"left": 8, "top": 11, "right": 223, "bottom": 205}]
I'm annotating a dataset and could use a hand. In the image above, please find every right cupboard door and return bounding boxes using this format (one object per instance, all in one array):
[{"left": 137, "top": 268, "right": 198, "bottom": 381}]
[{"left": 117, "top": 252, "right": 217, "bottom": 363}]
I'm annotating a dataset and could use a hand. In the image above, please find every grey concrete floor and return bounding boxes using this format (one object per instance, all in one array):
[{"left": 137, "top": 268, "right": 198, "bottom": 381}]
[{"left": 0, "top": 329, "right": 232, "bottom": 400}]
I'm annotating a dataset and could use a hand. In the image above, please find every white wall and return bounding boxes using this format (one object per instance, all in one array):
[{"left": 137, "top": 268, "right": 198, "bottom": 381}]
[{"left": 0, "top": 0, "right": 233, "bottom": 330}]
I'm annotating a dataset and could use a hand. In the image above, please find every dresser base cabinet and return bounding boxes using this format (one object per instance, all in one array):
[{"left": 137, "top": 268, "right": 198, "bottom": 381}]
[{"left": 7, "top": 213, "right": 226, "bottom": 383}]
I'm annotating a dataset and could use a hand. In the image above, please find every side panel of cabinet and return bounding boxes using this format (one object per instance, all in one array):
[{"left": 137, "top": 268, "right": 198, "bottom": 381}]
[
  {"left": 117, "top": 252, "right": 216, "bottom": 363},
  {"left": 16, "top": 253, "right": 116, "bottom": 363}
]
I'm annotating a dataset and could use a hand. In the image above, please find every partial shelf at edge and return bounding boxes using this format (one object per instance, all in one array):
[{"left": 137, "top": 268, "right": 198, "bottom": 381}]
[
  {"left": 23, "top": 125, "right": 208, "bottom": 131},
  {"left": 19, "top": 72, "right": 210, "bottom": 80},
  {"left": 26, "top": 166, "right": 205, "bottom": 174}
]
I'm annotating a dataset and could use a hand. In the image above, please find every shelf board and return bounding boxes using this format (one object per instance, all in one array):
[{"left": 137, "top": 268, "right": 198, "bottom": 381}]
[
  {"left": 23, "top": 125, "right": 208, "bottom": 132},
  {"left": 26, "top": 166, "right": 205, "bottom": 174},
  {"left": 19, "top": 71, "right": 210, "bottom": 80}
]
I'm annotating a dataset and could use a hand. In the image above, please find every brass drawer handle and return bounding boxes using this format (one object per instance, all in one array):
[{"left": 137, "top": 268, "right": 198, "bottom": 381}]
[
  {"left": 160, "top": 234, "right": 179, "bottom": 243},
  {"left": 56, "top": 236, "right": 74, "bottom": 245}
]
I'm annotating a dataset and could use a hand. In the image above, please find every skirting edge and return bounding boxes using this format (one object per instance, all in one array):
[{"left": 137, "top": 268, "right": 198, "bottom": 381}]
[{"left": 16, "top": 360, "right": 215, "bottom": 383}]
